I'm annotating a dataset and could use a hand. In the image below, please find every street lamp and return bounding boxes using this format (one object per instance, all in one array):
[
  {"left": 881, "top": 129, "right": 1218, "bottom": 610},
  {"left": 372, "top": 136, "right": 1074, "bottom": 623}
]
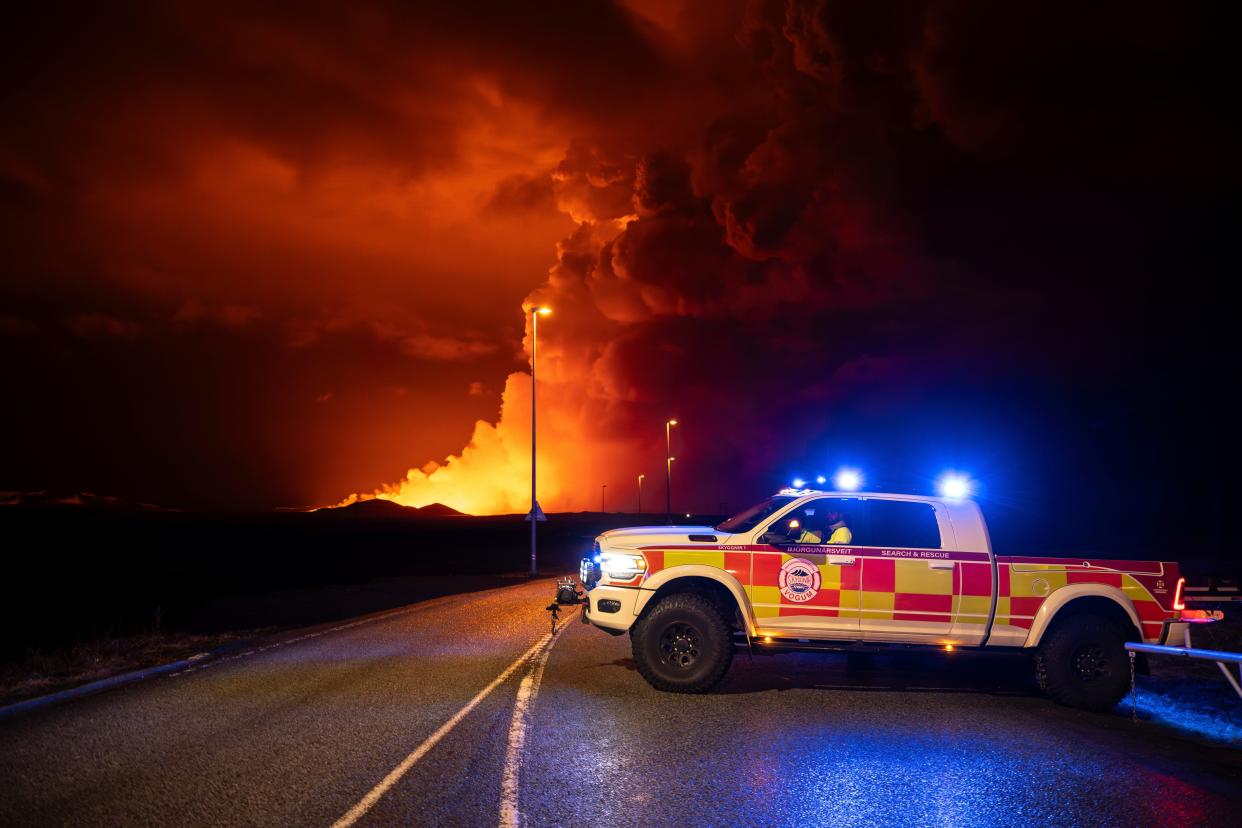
[
  {"left": 666, "top": 456, "right": 676, "bottom": 523},
  {"left": 665, "top": 419, "right": 678, "bottom": 522},
  {"left": 637, "top": 474, "right": 645, "bottom": 513},
  {"left": 527, "top": 305, "right": 551, "bottom": 576}
]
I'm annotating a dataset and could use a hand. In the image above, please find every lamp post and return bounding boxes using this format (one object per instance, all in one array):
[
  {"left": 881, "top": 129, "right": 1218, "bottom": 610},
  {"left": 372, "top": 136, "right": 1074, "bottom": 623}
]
[
  {"left": 528, "top": 305, "right": 551, "bottom": 577},
  {"left": 665, "top": 419, "right": 678, "bottom": 522},
  {"left": 637, "top": 474, "right": 644, "bottom": 513},
  {"left": 666, "top": 456, "right": 676, "bottom": 524}
]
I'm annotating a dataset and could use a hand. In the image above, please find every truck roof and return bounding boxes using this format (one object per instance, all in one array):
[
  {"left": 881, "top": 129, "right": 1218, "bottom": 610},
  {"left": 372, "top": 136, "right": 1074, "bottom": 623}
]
[{"left": 776, "top": 488, "right": 953, "bottom": 503}]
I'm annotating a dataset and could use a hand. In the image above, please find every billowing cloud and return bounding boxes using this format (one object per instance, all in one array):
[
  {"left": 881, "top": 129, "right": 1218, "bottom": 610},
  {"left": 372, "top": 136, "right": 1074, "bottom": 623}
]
[
  {"left": 67, "top": 313, "right": 141, "bottom": 340},
  {"left": 362, "top": 1, "right": 1233, "bottom": 539},
  {"left": 0, "top": 1, "right": 1231, "bottom": 540}
]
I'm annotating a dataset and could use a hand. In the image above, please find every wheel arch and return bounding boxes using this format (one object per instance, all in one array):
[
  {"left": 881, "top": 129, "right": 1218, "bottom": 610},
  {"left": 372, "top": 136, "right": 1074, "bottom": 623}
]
[
  {"left": 637, "top": 566, "right": 756, "bottom": 635},
  {"left": 1024, "top": 584, "right": 1143, "bottom": 648}
]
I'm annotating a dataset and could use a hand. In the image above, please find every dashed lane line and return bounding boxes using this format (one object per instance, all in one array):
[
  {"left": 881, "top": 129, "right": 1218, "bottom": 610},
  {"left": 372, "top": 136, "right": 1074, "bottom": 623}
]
[{"left": 330, "top": 609, "right": 579, "bottom": 828}]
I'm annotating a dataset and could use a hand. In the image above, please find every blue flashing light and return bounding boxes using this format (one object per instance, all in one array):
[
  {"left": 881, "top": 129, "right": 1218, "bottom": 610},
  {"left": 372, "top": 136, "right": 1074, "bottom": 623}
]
[
  {"left": 833, "top": 467, "right": 863, "bottom": 491},
  {"left": 791, "top": 478, "right": 806, "bottom": 489},
  {"left": 815, "top": 475, "right": 827, "bottom": 485},
  {"left": 936, "top": 472, "right": 973, "bottom": 499}
]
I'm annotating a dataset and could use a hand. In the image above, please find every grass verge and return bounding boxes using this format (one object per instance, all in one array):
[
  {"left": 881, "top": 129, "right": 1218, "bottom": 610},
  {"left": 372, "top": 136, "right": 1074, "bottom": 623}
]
[{"left": 0, "top": 629, "right": 269, "bottom": 707}]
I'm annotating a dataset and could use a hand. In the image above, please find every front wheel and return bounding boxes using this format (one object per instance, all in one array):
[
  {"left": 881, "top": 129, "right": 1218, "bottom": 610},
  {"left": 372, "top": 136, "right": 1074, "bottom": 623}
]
[
  {"left": 1035, "top": 615, "right": 1130, "bottom": 711},
  {"left": 631, "top": 593, "right": 733, "bottom": 693}
]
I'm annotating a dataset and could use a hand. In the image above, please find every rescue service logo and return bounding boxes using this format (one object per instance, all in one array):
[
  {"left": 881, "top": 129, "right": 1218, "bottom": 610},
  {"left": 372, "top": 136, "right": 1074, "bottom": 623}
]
[{"left": 778, "top": 558, "right": 822, "bottom": 603}]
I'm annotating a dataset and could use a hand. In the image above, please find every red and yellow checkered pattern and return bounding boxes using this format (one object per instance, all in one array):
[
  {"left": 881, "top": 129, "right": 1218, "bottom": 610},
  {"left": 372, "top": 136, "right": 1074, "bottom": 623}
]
[
  {"left": 958, "top": 560, "right": 1174, "bottom": 640},
  {"left": 751, "top": 551, "right": 861, "bottom": 618},
  {"left": 636, "top": 546, "right": 1177, "bottom": 642}
]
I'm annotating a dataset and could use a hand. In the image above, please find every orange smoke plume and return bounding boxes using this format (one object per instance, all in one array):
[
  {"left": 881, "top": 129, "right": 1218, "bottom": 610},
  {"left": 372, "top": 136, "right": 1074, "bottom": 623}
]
[{"left": 352, "top": 219, "right": 638, "bottom": 515}]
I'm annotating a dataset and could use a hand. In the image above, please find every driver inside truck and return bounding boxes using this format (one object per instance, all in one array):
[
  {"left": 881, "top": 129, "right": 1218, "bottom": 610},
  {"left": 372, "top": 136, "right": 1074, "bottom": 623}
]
[
  {"left": 823, "top": 511, "right": 852, "bottom": 544},
  {"left": 789, "top": 509, "right": 851, "bottom": 544}
]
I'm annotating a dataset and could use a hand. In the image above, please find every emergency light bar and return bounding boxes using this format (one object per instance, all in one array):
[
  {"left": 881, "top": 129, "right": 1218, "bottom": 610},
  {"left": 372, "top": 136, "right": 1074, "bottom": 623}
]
[
  {"left": 833, "top": 468, "right": 862, "bottom": 491},
  {"left": 936, "top": 472, "right": 973, "bottom": 499},
  {"left": 775, "top": 467, "right": 976, "bottom": 499}
]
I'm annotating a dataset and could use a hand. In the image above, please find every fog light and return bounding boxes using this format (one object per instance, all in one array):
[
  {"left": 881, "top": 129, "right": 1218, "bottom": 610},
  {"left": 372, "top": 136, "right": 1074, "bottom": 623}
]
[{"left": 597, "top": 599, "right": 621, "bottom": 613}]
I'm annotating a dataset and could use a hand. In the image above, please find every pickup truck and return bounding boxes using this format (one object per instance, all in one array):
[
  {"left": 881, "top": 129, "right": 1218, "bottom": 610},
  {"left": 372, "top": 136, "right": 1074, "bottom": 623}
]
[{"left": 576, "top": 489, "right": 1188, "bottom": 711}]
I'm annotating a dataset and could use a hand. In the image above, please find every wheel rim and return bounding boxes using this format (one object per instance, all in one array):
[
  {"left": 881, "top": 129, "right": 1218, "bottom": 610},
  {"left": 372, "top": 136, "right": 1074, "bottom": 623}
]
[
  {"left": 658, "top": 622, "right": 701, "bottom": 670},
  {"left": 1073, "top": 643, "right": 1109, "bottom": 683}
]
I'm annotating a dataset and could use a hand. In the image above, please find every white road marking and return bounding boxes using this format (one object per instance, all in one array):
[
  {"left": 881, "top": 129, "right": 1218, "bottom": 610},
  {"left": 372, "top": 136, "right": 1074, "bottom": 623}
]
[
  {"left": 330, "top": 610, "right": 578, "bottom": 828},
  {"left": 498, "top": 613, "right": 574, "bottom": 827}
]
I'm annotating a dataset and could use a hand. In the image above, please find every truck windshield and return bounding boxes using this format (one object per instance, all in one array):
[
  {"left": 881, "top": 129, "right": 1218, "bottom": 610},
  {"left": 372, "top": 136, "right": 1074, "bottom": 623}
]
[{"left": 715, "top": 496, "right": 796, "bottom": 534}]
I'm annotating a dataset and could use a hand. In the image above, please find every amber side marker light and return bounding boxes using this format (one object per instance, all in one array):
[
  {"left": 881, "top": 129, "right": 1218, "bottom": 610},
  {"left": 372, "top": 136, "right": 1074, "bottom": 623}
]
[{"left": 943, "top": 644, "right": 955, "bottom": 652}]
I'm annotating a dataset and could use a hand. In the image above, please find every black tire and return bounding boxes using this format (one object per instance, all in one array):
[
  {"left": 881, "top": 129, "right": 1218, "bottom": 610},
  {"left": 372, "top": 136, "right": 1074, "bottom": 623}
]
[
  {"left": 1035, "top": 615, "right": 1131, "bottom": 711},
  {"left": 631, "top": 593, "right": 733, "bottom": 693}
]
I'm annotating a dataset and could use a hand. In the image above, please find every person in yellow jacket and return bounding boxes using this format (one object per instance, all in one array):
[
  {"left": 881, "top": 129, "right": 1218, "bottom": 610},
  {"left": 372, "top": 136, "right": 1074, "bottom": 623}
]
[
  {"left": 823, "top": 511, "right": 852, "bottom": 544},
  {"left": 793, "top": 511, "right": 852, "bottom": 544}
]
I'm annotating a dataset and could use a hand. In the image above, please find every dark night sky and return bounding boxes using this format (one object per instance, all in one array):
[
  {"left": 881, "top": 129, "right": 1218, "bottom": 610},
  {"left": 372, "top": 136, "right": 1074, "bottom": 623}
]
[{"left": 0, "top": 2, "right": 1236, "bottom": 557}]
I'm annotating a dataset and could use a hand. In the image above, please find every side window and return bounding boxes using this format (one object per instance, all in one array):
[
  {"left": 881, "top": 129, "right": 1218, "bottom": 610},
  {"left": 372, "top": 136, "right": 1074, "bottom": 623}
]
[
  {"left": 864, "top": 500, "right": 941, "bottom": 549},
  {"left": 762, "top": 498, "right": 861, "bottom": 544}
]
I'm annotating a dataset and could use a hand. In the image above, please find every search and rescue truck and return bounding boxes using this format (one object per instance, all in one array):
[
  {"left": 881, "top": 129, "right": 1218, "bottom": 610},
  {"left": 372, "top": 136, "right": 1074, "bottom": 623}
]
[{"left": 575, "top": 489, "right": 1189, "bottom": 711}]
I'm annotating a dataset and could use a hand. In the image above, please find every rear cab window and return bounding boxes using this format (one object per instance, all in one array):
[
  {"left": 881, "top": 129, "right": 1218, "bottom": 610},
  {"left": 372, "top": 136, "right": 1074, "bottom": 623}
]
[{"left": 862, "top": 499, "right": 942, "bottom": 549}]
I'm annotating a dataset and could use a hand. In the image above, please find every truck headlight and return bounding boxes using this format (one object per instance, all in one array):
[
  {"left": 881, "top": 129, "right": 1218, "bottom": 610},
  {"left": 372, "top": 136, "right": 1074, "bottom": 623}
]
[{"left": 599, "top": 552, "right": 647, "bottom": 580}]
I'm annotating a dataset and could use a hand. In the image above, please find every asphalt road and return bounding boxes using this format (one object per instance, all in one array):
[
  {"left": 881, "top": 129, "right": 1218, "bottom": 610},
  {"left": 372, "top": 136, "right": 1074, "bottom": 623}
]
[{"left": 2, "top": 579, "right": 1239, "bottom": 827}]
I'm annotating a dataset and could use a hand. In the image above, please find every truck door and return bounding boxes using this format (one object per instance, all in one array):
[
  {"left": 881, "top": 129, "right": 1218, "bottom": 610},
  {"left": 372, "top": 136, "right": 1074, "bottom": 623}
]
[
  {"left": 749, "top": 497, "right": 862, "bottom": 639},
  {"left": 855, "top": 498, "right": 956, "bottom": 643}
]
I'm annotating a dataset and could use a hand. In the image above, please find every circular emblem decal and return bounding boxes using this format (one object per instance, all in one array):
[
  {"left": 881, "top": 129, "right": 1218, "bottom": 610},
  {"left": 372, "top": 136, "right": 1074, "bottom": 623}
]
[{"left": 779, "top": 557, "right": 822, "bottom": 603}]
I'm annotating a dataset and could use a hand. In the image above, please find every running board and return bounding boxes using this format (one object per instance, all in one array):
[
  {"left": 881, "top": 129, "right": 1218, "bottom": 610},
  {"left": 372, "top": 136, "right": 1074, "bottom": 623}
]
[{"left": 735, "top": 634, "right": 979, "bottom": 656}]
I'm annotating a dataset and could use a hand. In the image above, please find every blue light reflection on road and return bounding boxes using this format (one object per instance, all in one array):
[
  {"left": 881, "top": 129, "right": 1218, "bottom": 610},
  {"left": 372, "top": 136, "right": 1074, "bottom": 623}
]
[
  {"left": 742, "top": 725, "right": 1213, "bottom": 827},
  {"left": 1124, "top": 680, "right": 1242, "bottom": 745}
]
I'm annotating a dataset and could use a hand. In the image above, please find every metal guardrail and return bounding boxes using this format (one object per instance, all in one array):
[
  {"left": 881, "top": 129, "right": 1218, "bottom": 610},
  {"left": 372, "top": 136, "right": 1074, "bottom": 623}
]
[{"left": 1125, "top": 641, "right": 1242, "bottom": 700}]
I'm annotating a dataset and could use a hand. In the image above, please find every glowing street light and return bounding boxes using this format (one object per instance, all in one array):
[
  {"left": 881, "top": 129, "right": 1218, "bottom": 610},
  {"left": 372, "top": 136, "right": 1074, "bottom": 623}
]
[
  {"left": 665, "top": 419, "right": 678, "bottom": 522},
  {"left": 527, "top": 305, "right": 551, "bottom": 576},
  {"left": 637, "top": 474, "right": 645, "bottom": 513},
  {"left": 834, "top": 467, "right": 863, "bottom": 491}
]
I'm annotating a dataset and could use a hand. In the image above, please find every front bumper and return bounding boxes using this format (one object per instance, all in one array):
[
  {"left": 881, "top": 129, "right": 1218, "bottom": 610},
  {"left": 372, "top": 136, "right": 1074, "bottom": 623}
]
[{"left": 583, "top": 584, "right": 643, "bottom": 632}]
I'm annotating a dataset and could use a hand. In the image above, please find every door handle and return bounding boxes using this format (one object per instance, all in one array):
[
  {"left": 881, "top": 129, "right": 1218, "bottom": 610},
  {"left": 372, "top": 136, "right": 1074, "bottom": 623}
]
[
  {"left": 927, "top": 560, "right": 954, "bottom": 570},
  {"left": 827, "top": 556, "right": 856, "bottom": 566}
]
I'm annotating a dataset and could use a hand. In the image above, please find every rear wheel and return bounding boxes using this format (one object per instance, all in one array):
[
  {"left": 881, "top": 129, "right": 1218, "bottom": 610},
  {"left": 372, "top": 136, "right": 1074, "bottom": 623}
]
[
  {"left": 631, "top": 593, "right": 733, "bottom": 693},
  {"left": 1035, "top": 615, "right": 1130, "bottom": 711}
]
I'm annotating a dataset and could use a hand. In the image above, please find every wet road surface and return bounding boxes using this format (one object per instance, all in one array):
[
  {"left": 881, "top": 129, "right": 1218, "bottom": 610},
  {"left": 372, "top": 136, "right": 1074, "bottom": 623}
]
[{"left": 2, "top": 579, "right": 1239, "bottom": 826}]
